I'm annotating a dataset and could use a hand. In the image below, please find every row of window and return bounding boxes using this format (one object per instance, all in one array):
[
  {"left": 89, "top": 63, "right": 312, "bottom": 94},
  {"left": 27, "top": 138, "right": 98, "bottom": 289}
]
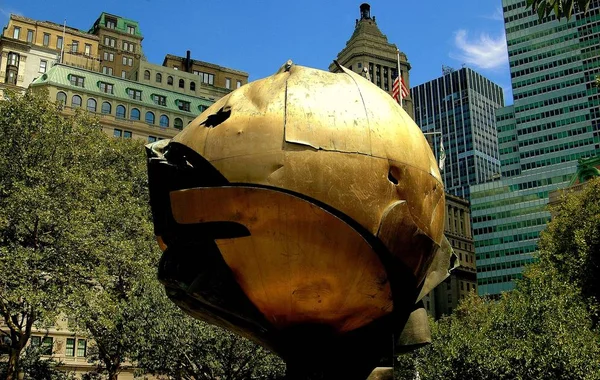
[
  {"left": 142, "top": 70, "right": 243, "bottom": 90},
  {"left": 30, "top": 336, "right": 87, "bottom": 357},
  {"left": 55, "top": 91, "right": 184, "bottom": 129},
  {"left": 105, "top": 17, "right": 137, "bottom": 35},
  {"left": 12, "top": 26, "right": 92, "bottom": 54},
  {"left": 103, "top": 36, "right": 136, "bottom": 53}
]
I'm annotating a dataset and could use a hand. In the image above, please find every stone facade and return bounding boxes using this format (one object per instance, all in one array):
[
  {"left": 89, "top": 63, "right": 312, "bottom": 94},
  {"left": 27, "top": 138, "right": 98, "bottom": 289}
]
[{"left": 329, "top": 3, "right": 413, "bottom": 118}]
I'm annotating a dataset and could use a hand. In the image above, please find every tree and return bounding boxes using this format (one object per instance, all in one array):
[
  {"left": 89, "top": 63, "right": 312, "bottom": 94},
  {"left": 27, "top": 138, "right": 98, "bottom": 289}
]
[
  {"left": 64, "top": 135, "right": 160, "bottom": 380},
  {"left": 527, "top": 0, "right": 590, "bottom": 20},
  {"left": 413, "top": 265, "right": 600, "bottom": 379},
  {"left": 538, "top": 177, "right": 600, "bottom": 319},
  {"left": 0, "top": 89, "right": 115, "bottom": 380},
  {"left": 133, "top": 281, "right": 286, "bottom": 380}
]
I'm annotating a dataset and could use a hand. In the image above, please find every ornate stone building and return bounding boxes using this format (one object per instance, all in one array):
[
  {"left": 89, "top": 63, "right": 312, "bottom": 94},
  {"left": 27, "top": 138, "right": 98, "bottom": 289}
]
[
  {"left": 329, "top": 3, "right": 413, "bottom": 118},
  {"left": 0, "top": 14, "right": 100, "bottom": 95},
  {"left": 422, "top": 194, "right": 477, "bottom": 318},
  {"left": 88, "top": 13, "right": 143, "bottom": 79}
]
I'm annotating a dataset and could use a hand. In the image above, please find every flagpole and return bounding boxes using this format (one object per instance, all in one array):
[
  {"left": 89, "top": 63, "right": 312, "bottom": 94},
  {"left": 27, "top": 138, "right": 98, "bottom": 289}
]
[
  {"left": 60, "top": 19, "right": 66, "bottom": 64},
  {"left": 396, "top": 49, "right": 402, "bottom": 105}
]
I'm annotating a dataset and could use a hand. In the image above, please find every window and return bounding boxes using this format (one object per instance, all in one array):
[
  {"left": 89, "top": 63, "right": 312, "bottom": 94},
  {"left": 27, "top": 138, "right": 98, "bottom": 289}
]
[
  {"left": 103, "top": 52, "right": 114, "bottom": 62},
  {"left": 6, "top": 69, "right": 17, "bottom": 85},
  {"left": 116, "top": 105, "right": 126, "bottom": 119},
  {"left": 7, "top": 52, "right": 19, "bottom": 66},
  {"left": 56, "top": 91, "right": 67, "bottom": 105},
  {"left": 104, "top": 37, "right": 116, "bottom": 47},
  {"left": 178, "top": 79, "right": 185, "bottom": 88},
  {"left": 76, "top": 339, "right": 86, "bottom": 356},
  {"left": 27, "top": 29, "right": 34, "bottom": 43},
  {"left": 144, "top": 70, "right": 150, "bottom": 80},
  {"left": 174, "top": 118, "right": 183, "bottom": 130},
  {"left": 99, "top": 82, "right": 113, "bottom": 94},
  {"left": 123, "top": 131, "right": 132, "bottom": 139},
  {"left": 167, "top": 76, "right": 173, "bottom": 85},
  {"left": 128, "top": 89, "right": 142, "bottom": 100},
  {"left": 39, "top": 60, "right": 47, "bottom": 73},
  {"left": 156, "top": 73, "right": 162, "bottom": 83},
  {"left": 199, "top": 104, "right": 209, "bottom": 113},
  {"left": 102, "top": 67, "right": 113, "bottom": 75},
  {"left": 106, "top": 18, "right": 116, "bottom": 28},
  {"left": 177, "top": 100, "right": 190, "bottom": 112},
  {"left": 36, "top": 337, "right": 53, "bottom": 355},
  {"left": 87, "top": 98, "right": 97, "bottom": 112},
  {"left": 130, "top": 108, "right": 140, "bottom": 121},
  {"left": 114, "top": 129, "right": 122, "bottom": 137},
  {"left": 123, "top": 41, "right": 135, "bottom": 52},
  {"left": 66, "top": 338, "right": 75, "bottom": 357},
  {"left": 159, "top": 115, "right": 169, "bottom": 127},
  {"left": 69, "top": 75, "right": 85, "bottom": 87},
  {"left": 84, "top": 44, "right": 91, "bottom": 56},
  {"left": 225, "top": 78, "right": 231, "bottom": 89},
  {"left": 145, "top": 111, "right": 155, "bottom": 124},
  {"left": 43, "top": 33, "right": 50, "bottom": 47},
  {"left": 56, "top": 36, "right": 63, "bottom": 49},
  {"left": 71, "top": 95, "right": 82, "bottom": 108},
  {"left": 148, "top": 136, "right": 157, "bottom": 143},
  {"left": 190, "top": 81, "right": 196, "bottom": 91},
  {"left": 122, "top": 56, "right": 133, "bottom": 66},
  {"left": 121, "top": 71, "right": 126, "bottom": 79},
  {"left": 152, "top": 94, "right": 166, "bottom": 106},
  {"left": 197, "top": 72, "right": 214, "bottom": 85},
  {"left": 101, "top": 101, "right": 111, "bottom": 114},
  {"left": 236, "top": 80, "right": 242, "bottom": 89},
  {"left": 71, "top": 40, "right": 79, "bottom": 53},
  {"left": 13, "top": 26, "right": 20, "bottom": 39},
  {"left": 127, "top": 25, "right": 135, "bottom": 34}
]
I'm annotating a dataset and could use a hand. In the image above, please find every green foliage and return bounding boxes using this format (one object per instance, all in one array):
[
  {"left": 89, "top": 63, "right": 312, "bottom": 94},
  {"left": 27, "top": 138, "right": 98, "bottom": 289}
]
[
  {"left": 413, "top": 266, "right": 600, "bottom": 379},
  {"left": 0, "top": 89, "right": 113, "bottom": 379},
  {"left": 539, "top": 177, "right": 600, "bottom": 318},
  {"left": 132, "top": 281, "right": 286, "bottom": 380},
  {"left": 526, "top": 0, "right": 590, "bottom": 20}
]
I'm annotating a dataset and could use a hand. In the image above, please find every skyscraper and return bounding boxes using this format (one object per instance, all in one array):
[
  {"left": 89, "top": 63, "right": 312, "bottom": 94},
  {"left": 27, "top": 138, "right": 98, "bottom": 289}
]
[
  {"left": 411, "top": 67, "right": 505, "bottom": 199},
  {"left": 471, "top": 1, "right": 600, "bottom": 295}
]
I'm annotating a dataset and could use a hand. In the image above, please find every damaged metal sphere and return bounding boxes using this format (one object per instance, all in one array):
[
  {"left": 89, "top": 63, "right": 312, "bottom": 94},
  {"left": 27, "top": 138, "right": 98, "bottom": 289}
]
[{"left": 146, "top": 61, "right": 456, "bottom": 379}]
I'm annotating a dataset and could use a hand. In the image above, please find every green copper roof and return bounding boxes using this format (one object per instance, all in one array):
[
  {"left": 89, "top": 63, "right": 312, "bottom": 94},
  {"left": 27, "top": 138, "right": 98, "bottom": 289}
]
[
  {"left": 569, "top": 155, "right": 600, "bottom": 185},
  {"left": 89, "top": 12, "right": 143, "bottom": 38},
  {"left": 31, "top": 64, "right": 213, "bottom": 114}
]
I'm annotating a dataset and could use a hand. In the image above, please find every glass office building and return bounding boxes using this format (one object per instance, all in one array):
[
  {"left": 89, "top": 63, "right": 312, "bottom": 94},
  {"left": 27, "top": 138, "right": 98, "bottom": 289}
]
[
  {"left": 471, "top": 0, "right": 600, "bottom": 295},
  {"left": 411, "top": 68, "right": 504, "bottom": 199}
]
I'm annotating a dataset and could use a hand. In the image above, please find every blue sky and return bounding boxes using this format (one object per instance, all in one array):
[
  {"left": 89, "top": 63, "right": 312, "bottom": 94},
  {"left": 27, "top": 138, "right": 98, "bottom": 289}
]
[{"left": 0, "top": 0, "right": 513, "bottom": 104}]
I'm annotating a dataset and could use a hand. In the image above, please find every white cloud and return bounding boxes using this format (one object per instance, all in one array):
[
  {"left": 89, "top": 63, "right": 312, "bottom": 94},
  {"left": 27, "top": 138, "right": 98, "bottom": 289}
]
[
  {"left": 450, "top": 29, "right": 508, "bottom": 70},
  {"left": 482, "top": 7, "right": 504, "bottom": 21}
]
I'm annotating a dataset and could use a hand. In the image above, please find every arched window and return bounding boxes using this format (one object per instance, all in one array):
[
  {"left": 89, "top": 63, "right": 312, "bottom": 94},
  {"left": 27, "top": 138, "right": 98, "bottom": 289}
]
[
  {"left": 190, "top": 81, "right": 196, "bottom": 91},
  {"left": 87, "top": 98, "right": 97, "bottom": 112},
  {"left": 174, "top": 118, "right": 183, "bottom": 130},
  {"left": 159, "top": 115, "right": 169, "bottom": 127},
  {"left": 116, "top": 105, "right": 126, "bottom": 119},
  {"left": 167, "top": 76, "right": 173, "bottom": 85},
  {"left": 71, "top": 95, "right": 82, "bottom": 108},
  {"left": 56, "top": 91, "right": 67, "bottom": 104},
  {"left": 101, "top": 101, "right": 112, "bottom": 114},
  {"left": 178, "top": 79, "right": 184, "bottom": 88},
  {"left": 144, "top": 70, "right": 150, "bottom": 80},
  {"left": 156, "top": 73, "right": 162, "bottom": 83},
  {"left": 130, "top": 108, "right": 140, "bottom": 121},
  {"left": 145, "top": 111, "right": 155, "bottom": 124}
]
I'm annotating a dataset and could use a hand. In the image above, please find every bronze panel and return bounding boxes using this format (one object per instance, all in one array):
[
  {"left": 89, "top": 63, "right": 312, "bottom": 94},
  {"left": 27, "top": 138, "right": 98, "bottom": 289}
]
[{"left": 170, "top": 186, "right": 393, "bottom": 333}]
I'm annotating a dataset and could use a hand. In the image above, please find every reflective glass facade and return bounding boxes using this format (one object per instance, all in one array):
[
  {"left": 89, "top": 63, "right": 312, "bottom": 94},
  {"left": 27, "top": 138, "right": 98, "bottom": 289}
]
[
  {"left": 412, "top": 68, "right": 504, "bottom": 199},
  {"left": 471, "top": 0, "right": 600, "bottom": 295}
]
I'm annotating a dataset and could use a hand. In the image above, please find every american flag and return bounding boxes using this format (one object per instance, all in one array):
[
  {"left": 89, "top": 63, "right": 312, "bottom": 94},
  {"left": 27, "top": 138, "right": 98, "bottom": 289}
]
[{"left": 392, "top": 74, "right": 409, "bottom": 103}]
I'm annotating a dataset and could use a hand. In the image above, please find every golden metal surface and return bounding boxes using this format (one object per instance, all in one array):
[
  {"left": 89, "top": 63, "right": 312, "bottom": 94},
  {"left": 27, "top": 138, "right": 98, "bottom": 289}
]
[
  {"left": 170, "top": 186, "right": 393, "bottom": 333},
  {"left": 163, "top": 62, "right": 456, "bottom": 349}
]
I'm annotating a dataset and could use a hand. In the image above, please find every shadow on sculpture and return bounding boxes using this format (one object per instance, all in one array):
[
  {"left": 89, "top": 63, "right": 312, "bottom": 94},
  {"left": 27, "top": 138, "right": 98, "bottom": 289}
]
[{"left": 146, "top": 61, "right": 457, "bottom": 379}]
